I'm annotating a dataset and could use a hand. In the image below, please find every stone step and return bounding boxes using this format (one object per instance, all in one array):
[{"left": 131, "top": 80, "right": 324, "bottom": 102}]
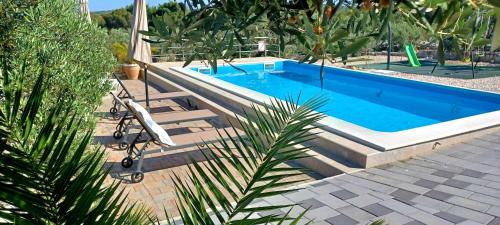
[{"left": 295, "top": 144, "right": 363, "bottom": 177}]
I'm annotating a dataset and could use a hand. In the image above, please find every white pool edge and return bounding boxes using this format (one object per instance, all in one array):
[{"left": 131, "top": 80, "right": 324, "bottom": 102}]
[{"left": 171, "top": 63, "right": 500, "bottom": 151}]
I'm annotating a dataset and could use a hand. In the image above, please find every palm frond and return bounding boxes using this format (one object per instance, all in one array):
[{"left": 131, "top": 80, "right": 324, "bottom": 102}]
[
  {"left": 165, "top": 95, "right": 328, "bottom": 224},
  {"left": 369, "top": 219, "right": 388, "bottom": 225},
  {"left": 0, "top": 65, "right": 151, "bottom": 223}
]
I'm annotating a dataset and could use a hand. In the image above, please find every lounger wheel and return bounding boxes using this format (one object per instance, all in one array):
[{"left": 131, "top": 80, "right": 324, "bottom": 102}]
[
  {"left": 112, "top": 113, "right": 121, "bottom": 121},
  {"left": 109, "top": 107, "right": 118, "bottom": 115},
  {"left": 113, "top": 131, "right": 123, "bottom": 139},
  {"left": 121, "top": 157, "right": 133, "bottom": 168},
  {"left": 118, "top": 142, "right": 129, "bottom": 150},
  {"left": 131, "top": 172, "right": 144, "bottom": 183}
]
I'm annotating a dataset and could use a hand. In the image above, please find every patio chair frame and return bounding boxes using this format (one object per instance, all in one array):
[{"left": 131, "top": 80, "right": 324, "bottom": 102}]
[
  {"left": 109, "top": 73, "right": 194, "bottom": 120},
  {"left": 109, "top": 92, "right": 219, "bottom": 150},
  {"left": 121, "top": 100, "right": 242, "bottom": 183}
]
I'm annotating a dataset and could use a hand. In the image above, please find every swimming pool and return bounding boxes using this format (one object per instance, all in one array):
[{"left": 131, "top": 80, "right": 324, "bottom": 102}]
[{"left": 173, "top": 60, "right": 500, "bottom": 150}]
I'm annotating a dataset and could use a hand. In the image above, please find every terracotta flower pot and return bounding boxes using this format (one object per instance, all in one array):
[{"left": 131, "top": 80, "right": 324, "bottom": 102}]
[{"left": 122, "top": 64, "right": 140, "bottom": 80}]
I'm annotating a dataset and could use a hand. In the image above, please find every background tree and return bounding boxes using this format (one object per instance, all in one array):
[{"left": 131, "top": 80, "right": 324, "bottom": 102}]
[
  {"left": 91, "top": 2, "right": 187, "bottom": 30},
  {"left": 144, "top": 0, "right": 498, "bottom": 86},
  {"left": 399, "top": 0, "right": 497, "bottom": 65}
]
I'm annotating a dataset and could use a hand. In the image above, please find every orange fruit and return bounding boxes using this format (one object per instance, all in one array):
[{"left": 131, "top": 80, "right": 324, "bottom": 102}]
[
  {"left": 324, "top": 6, "right": 334, "bottom": 19},
  {"left": 379, "top": 0, "right": 390, "bottom": 8},
  {"left": 362, "top": 0, "right": 372, "bottom": 12},
  {"left": 313, "top": 42, "right": 323, "bottom": 55},
  {"left": 314, "top": 25, "right": 324, "bottom": 35}
]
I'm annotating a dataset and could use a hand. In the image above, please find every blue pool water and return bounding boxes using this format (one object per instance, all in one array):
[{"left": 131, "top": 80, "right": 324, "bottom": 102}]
[{"left": 191, "top": 61, "right": 500, "bottom": 132}]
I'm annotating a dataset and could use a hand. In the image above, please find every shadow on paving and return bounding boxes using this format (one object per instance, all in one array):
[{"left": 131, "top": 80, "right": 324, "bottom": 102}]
[{"left": 105, "top": 149, "right": 213, "bottom": 184}]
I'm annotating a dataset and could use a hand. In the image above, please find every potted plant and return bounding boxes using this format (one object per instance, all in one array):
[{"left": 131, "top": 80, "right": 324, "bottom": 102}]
[
  {"left": 122, "top": 59, "right": 140, "bottom": 80},
  {"left": 111, "top": 42, "right": 140, "bottom": 80},
  {"left": 111, "top": 42, "right": 127, "bottom": 73}
]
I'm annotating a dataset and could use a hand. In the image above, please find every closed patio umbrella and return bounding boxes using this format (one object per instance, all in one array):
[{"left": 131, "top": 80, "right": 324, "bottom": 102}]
[
  {"left": 79, "top": 0, "right": 91, "bottom": 22},
  {"left": 128, "top": 0, "right": 152, "bottom": 109}
]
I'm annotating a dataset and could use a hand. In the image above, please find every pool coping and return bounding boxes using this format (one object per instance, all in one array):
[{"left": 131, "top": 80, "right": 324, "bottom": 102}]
[{"left": 171, "top": 60, "right": 500, "bottom": 151}]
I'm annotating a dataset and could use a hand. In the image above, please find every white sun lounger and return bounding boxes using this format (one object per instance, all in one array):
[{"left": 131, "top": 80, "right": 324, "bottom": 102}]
[
  {"left": 121, "top": 99, "right": 244, "bottom": 183},
  {"left": 109, "top": 92, "right": 219, "bottom": 149},
  {"left": 109, "top": 73, "right": 192, "bottom": 118}
]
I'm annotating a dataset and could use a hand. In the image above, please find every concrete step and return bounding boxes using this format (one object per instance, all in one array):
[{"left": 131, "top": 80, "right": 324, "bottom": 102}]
[
  {"left": 295, "top": 144, "right": 364, "bottom": 177},
  {"left": 147, "top": 66, "right": 372, "bottom": 176}
]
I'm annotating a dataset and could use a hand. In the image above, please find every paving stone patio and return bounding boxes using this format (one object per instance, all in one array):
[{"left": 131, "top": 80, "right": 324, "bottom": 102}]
[
  {"left": 251, "top": 132, "right": 500, "bottom": 225},
  {"left": 94, "top": 77, "right": 317, "bottom": 220},
  {"left": 96, "top": 75, "right": 500, "bottom": 224}
]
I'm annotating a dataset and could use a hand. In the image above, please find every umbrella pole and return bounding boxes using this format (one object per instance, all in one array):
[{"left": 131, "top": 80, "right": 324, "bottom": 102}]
[
  {"left": 386, "top": 22, "right": 392, "bottom": 70},
  {"left": 470, "top": 50, "right": 475, "bottom": 79},
  {"left": 144, "top": 64, "right": 150, "bottom": 111}
]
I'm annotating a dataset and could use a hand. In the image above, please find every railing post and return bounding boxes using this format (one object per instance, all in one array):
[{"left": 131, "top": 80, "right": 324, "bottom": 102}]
[
  {"left": 278, "top": 44, "right": 281, "bottom": 58},
  {"left": 239, "top": 45, "right": 242, "bottom": 58},
  {"left": 181, "top": 43, "right": 185, "bottom": 61},
  {"left": 144, "top": 64, "right": 150, "bottom": 111}
]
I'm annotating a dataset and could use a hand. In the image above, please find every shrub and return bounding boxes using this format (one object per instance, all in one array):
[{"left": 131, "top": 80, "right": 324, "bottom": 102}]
[
  {"left": 0, "top": 0, "right": 151, "bottom": 222},
  {"left": 111, "top": 42, "right": 129, "bottom": 64},
  {"left": 0, "top": 66, "right": 151, "bottom": 224},
  {"left": 9, "top": 0, "right": 116, "bottom": 131},
  {"left": 107, "top": 28, "right": 130, "bottom": 48}
]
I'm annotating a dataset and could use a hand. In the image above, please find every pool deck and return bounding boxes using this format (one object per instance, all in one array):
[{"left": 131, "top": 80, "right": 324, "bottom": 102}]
[
  {"left": 95, "top": 77, "right": 318, "bottom": 219},
  {"left": 96, "top": 60, "right": 500, "bottom": 224},
  {"left": 249, "top": 133, "right": 500, "bottom": 225},
  {"left": 150, "top": 58, "right": 500, "bottom": 173}
]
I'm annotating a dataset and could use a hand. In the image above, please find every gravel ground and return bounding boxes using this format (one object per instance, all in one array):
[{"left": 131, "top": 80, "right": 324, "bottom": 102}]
[
  {"left": 374, "top": 71, "right": 499, "bottom": 93},
  {"left": 326, "top": 56, "right": 500, "bottom": 93}
]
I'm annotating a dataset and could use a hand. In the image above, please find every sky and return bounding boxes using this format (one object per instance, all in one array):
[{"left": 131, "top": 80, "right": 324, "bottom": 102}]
[{"left": 89, "top": 0, "right": 169, "bottom": 12}]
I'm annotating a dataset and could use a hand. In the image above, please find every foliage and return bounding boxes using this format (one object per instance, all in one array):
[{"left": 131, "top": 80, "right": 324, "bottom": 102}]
[
  {"left": 5, "top": 0, "right": 116, "bottom": 133},
  {"left": 163, "top": 96, "right": 388, "bottom": 225},
  {"left": 0, "top": 59, "right": 151, "bottom": 225},
  {"left": 147, "top": 1, "right": 186, "bottom": 24},
  {"left": 107, "top": 29, "right": 130, "bottom": 48},
  {"left": 493, "top": 7, "right": 500, "bottom": 50},
  {"left": 111, "top": 42, "right": 130, "bottom": 64},
  {"left": 163, "top": 96, "right": 327, "bottom": 224},
  {"left": 0, "top": 0, "right": 39, "bottom": 70},
  {"left": 105, "top": 29, "right": 136, "bottom": 64},
  {"left": 399, "top": 0, "right": 498, "bottom": 64},
  {"left": 144, "top": 0, "right": 498, "bottom": 86},
  {"left": 92, "top": 2, "right": 186, "bottom": 30},
  {"left": 93, "top": 8, "right": 133, "bottom": 29},
  {"left": 374, "top": 14, "right": 427, "bottom": 52},
  {"left": 0, "top": 0, "right": 152, "bottom": 223},
  {"left": 371, "top": 219, "right": 389, "bottom": 225},
  {"left": 143, "top": 0, "right": 386, "bottom": 84}
]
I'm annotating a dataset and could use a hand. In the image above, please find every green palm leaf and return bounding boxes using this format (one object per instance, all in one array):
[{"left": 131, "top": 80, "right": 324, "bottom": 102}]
[
  {"left": 0, "top": 65, "right": 152, "bottom": 223},
  {"left": 162, "top": 95, "right": 328, "bottom": 224}
]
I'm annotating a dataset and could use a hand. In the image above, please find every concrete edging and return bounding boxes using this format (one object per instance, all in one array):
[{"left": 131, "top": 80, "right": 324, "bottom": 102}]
[{"left": 147, "top": 60, "right": 500, "bottom": 172}]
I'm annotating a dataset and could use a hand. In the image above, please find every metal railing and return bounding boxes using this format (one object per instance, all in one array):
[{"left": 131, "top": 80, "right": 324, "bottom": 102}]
[{"left": 150, "top": 43, "right": 281, "bottom": 62}]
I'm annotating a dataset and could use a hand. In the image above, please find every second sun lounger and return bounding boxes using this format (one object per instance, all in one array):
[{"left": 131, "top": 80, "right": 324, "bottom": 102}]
[
  {"left": 121, "top": 99, "right": 244, "bottom": 183},
  {"left": 109, "top": 73, "right": 192, "bottom": 118}
]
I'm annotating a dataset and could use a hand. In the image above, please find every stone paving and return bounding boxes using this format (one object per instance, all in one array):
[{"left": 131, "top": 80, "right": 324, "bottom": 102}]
[
  {"left": 250, "top": 132, "right": 500, "bottom": 225},
  {"left": 94, "top": 77, "right": 318, "bottom": 220},
  {"left": 96, "top": 72, "right": 500, "bottom": 224}
]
